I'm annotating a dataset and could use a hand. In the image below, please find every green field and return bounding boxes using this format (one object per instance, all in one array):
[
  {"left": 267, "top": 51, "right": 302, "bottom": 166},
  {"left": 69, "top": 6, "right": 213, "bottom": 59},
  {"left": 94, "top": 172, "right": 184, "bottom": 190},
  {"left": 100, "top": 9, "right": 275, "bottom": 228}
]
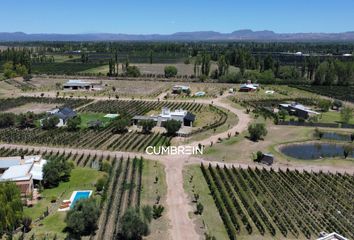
[{"left": 78, "top": 112, "right": 113, "bottom": 128}]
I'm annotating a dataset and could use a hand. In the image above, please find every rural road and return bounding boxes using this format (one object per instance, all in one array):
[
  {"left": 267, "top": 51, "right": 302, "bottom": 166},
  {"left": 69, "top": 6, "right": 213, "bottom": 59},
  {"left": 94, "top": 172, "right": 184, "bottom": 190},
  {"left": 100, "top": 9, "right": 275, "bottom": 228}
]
[{"left": 5, "top": 92, "right": 354, "bottom": 240}]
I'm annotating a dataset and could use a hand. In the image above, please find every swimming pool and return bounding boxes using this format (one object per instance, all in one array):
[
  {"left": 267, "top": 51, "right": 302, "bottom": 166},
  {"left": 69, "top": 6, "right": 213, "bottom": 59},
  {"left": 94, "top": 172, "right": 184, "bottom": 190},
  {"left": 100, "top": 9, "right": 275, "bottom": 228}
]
[{"left": 70, "top": 190, "right": 92, "bottom": 208}]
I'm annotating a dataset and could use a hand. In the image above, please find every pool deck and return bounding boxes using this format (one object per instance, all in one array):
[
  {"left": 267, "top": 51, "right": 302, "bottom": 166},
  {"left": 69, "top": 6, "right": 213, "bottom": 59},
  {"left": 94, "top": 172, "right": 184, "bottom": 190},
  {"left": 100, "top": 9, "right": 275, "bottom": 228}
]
[{"left": 58, "top": 190, "right": 93, "bottom": 212}]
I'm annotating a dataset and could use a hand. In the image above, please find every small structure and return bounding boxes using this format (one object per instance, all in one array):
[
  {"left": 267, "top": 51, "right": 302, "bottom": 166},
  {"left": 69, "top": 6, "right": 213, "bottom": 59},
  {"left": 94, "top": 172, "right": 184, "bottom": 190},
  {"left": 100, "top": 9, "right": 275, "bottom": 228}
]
[
  {"left": 63, "top": 80, "right": 103, "bottom": 91},
  {"left": 45, "top": 107, "right": 77, "bottom": 127},
  {"left": 260, "top": 153, "right": 274, "bottom": 166},
  {"left": 194, "top": 91, "right": 206, "bottom": 97},
  {"left": 104, "top": 113, "right": 119, "bottom": 119},
  {"left": 317, "top": 232, "right": 348, "bottom": 240},
  {"left": 172, "top": 85, "right": 190, "bottom": 94},
  {"left": 279, "top": 102, "right": 319, "bottom": 119},
  {"left": 239, "top": 80, "right": 259, "bottom": 92},
  {"left": 88, "top": 120, "right": 103, "bottom": 129},
  {"left": 0, "top": 155, "right": 46, "bottom": 196},
  {"left": 132, "top": 107, "right": 196, "bottom": 127},
  {"left": 342, "top": 53, "right": 352, "bottom": 57}
]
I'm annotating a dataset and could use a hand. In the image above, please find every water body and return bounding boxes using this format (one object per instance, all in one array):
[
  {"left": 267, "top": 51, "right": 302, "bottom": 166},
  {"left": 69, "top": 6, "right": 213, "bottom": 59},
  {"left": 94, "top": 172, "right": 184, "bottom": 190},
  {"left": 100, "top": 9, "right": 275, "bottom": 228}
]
[
  {"left": 322, "top": 132, "right": 352, "bottom": 142},
  {"left": 280, "top": 143, "right": 354, "bottom": 160}
]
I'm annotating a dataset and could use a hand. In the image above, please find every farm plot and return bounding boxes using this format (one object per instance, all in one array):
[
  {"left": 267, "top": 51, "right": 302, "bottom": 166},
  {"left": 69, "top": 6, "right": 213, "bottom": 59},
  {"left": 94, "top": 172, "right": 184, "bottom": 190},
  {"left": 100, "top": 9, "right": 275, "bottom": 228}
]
[
  {"left": 0, "top": 96, "right": 92, "bottom": 112},
  {"left": 79, "top": 99, "right": 205, "bottom": 117},
  {"left": 0, "top": 127, "right": 171, "bottom": 153},
  {"left": 201, "top": 164, "right": 354, "bottom": 240},
  {"left": 293, "top": 85, "right": 354, "bottom": 103},
  {"left": 95, "top": 156, "right": 143, "bottom": 240}
]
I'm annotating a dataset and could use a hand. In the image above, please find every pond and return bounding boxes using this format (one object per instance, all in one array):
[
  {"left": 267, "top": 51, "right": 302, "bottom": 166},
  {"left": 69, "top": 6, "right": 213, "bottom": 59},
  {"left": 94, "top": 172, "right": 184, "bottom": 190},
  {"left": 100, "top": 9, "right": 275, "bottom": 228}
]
[
  {"left": 280, "top": 143, "right": 354, "bottom": 160},
  {"left": 321, "top": 132, "right": 353, "bottom": 142}
]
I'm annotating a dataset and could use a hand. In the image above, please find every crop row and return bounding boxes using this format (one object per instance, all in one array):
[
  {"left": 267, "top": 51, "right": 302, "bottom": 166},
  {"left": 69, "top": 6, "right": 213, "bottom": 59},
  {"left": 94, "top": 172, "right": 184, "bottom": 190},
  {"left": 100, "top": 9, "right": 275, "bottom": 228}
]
[
  {"left": 0, "top": 96, "right": 92, "bottom": 112},
  {"left": 293, "top": 85, "right": 354, "bottom": 103},
  {"left": 79, "top": 99, "right": 204, "bottom": 117},
  {"left": 0, "top": 127, "right": 170, "bottom": 152},
  {"left": 201, "top": 164, "right": 354, "bottom": 239}
]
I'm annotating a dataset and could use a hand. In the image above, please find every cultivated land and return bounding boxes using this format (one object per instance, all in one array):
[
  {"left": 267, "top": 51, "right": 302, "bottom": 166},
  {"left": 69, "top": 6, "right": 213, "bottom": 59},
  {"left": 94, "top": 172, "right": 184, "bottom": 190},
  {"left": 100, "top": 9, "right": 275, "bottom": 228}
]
[{"left": 0, "top": 75, "right": 353, "bottom": 240}]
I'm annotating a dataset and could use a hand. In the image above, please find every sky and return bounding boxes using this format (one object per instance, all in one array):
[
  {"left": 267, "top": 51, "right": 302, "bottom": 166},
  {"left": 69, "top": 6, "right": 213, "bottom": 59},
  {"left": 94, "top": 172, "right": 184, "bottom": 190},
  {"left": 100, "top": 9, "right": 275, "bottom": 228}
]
[{"left": 1, "top": 0, "right": 354, "bottom": 34}]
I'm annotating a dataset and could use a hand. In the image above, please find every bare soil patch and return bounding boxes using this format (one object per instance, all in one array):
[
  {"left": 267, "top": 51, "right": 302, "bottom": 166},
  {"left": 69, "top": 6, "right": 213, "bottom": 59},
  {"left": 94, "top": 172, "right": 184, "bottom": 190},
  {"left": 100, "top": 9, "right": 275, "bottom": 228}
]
[{"left": 5, "top": 103, "right": 58, "bottom": 114}]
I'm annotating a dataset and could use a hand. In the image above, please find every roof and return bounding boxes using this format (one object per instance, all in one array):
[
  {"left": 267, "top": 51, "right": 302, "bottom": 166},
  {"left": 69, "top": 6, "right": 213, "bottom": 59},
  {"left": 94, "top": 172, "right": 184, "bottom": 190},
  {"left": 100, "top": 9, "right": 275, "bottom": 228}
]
[
  {"left": 0, "top": 155, "right": 42, "bottom": 169},
  {"left": 104, "top": 113, "right": 119, "bottom": 119},
  {"left": 132, "top": 116, "right": 156, "bottom": 121},
  {"left": 317, "top": 232, "right": 348, "bottom": 240},
  {"left": 194, "top": 91, "right": 205, "bottom": 96},
  {"left": 63, "top": 79, "right": 91, "bottom": 87},
  {"left": 0, "top": 164, "right": 32, "bottom": 181},
  {"left": 184, "top": 112, "right": 196, "bottom": 122},
  {"left": 280, "top": 103, "right": 319, "bottom": 115},
  {"left": 30, "top": 159, "right": 46, "bottom": 181},
  {"left": 240, "top": 84, "right": 257, "bottom": 89},
  {"left": 172, "top": 85, "right": 190, "bottom": 90},
  {"left": 0, "top": 158, "right": 21, "bottom": 169},
  {"left": 53, "top": 107, "right": 77, "bottom": 121}
]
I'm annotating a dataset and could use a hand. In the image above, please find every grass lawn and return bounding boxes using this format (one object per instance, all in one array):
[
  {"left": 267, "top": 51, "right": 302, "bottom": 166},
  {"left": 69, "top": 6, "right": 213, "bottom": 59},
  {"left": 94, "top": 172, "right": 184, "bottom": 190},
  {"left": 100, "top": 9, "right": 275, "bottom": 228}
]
[
  {"left": 318, "top": 111, "right": 354, "bottom": 124},
  {"left": 79, "top": 112, "right": 112, "bottom": 128},
  {"left": 183, "top": 164, "right": 228, "bottom": 240},
  {"left": 23, "top": 167, "right": 106, "bottom": 239},
  {"left": 51, "top": 54, "right": 81, "bottom": 63}
]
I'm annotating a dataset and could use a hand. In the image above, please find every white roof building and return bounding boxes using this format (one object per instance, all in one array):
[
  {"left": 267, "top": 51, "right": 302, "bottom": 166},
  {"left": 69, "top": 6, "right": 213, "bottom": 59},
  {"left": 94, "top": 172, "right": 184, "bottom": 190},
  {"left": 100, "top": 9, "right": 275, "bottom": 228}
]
[
  {"left": 317, "top": 232, "right": 348, "bottom": 240},
  {"left": 0, "top": 155, "right": 46, "bottom": 182}
]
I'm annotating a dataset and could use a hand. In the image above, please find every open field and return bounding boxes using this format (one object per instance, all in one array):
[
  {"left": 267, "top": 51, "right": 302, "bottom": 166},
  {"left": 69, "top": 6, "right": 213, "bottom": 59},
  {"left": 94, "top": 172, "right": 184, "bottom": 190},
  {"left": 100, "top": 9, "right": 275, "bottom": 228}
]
[
  {"left": 4, "top": 103, "right": 58, "bottom": 114},
  {"left": 81, "top": 62, "right": 239, "bottom": 76},
  {"left": 0, "top": 96, "right": 92, "bottom": 112},
  {"left": 200, "top": 164, "right": 354, "bottom": 240}
]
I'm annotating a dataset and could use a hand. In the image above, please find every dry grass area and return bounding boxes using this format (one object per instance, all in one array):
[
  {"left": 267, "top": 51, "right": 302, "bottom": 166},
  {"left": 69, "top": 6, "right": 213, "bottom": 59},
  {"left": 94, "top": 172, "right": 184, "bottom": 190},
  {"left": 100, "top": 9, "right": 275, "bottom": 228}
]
[
  {"left": 26, "top": 77, "right": 170, "bottom": 98},
  {"left": 204, "top": 120, "right": 354, "bottom": 168},
  {"left": 0, "top": 81, "right": 21, "bottom": 97},
  {"left": 4, "top": 103, "right": 58, "bottom": 114},
  {"left": 81, "top": 63, "right": 219, "bottom": 76}
]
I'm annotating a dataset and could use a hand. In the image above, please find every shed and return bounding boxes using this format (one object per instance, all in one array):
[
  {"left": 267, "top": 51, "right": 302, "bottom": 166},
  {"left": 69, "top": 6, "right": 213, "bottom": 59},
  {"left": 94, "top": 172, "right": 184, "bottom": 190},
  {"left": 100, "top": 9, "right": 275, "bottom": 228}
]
[{"left": 260, "top": 153, "right": 274, "bottom": 166}]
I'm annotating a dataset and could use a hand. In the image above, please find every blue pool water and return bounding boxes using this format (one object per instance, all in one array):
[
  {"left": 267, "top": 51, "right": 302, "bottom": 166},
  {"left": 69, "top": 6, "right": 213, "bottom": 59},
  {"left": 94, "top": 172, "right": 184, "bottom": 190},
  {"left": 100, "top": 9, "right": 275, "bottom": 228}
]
[{"left": 71, "top": 191, "right": 91, "bottom": 208}]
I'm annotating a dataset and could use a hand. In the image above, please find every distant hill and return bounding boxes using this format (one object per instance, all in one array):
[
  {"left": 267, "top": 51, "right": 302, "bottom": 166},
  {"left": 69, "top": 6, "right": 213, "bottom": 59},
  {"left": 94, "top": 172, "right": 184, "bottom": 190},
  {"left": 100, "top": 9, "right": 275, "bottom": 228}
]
[{"left": 0, "top": 30, "right": 354, "bottom": 41}]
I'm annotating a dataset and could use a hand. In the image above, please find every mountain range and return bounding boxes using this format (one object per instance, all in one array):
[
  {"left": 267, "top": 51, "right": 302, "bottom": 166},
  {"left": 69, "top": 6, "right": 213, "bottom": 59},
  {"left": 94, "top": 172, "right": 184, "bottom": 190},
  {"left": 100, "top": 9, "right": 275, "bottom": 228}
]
[{"left": 0, "top": 30, "right": 354, "bottom": 41}]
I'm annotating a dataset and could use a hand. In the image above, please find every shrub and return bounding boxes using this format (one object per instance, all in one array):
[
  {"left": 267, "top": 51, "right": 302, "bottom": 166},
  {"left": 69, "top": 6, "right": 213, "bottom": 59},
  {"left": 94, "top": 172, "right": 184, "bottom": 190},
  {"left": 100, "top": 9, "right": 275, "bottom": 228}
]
[
  {"left": 164, "top": 65, "right": 178, "bottom": 78},
  {"left": 119, "top": 208, "right": 150, "bottom": 239},
  {"left": 248, "top": 123, "right": 267, "bottom": 141},
  {"left": 138, "top": 119, "right": 156, "bottom": 134},
  {"left": 152, "top": 204, "right": 164, "bottom": 219},
  {"left": 340, "top": 106, "right": 353, "bottom": 124},
  {"left": 164, "top": 119, "right": 182, "bottom": 136},
  {"left": 111, "top": 118, "right": 129, "bottom": 134},
  {"left": 65, "top": 198, "right": 100, "bottom": 237}
]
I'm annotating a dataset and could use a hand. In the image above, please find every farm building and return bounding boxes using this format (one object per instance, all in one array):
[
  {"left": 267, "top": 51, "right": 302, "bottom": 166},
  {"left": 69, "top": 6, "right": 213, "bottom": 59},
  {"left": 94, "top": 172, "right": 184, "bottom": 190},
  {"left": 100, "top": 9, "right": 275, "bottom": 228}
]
[
  {"left": 63, "top": 79, "right": 103, "bottom": 91},
  {"left": 194, "top": 91, "right": 206, "bottom": 97},
  {"left": 44, "top": 107, "right": 77, "bottom": 127},
  {"left": 132, "top": 107, "right": 196, "bottom": 127},
  {"left": 279, "top": 102, "right": 319, "bottom": 119},
  {"left": 239, "top": 80, "right": 259, "bottom": 92},
  {"left": 172, "top": 85, "right": 190, "bottom": 94},
  {"left": 260, "top": 153, "right": 274, "bottom": 165},
  {"left": 0, "top": 155, "right": 46, "bottom": 196}
]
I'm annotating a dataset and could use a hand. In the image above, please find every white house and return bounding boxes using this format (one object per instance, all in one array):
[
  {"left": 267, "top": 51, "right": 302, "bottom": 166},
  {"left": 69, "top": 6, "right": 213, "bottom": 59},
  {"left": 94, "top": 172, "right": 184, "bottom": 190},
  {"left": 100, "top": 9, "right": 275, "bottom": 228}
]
[
  {"left": 0, "top": 155, "right": 47, "bottom": 196},
  {"left": 132, "top": 107, "right": 196, "bottom": 127}
]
